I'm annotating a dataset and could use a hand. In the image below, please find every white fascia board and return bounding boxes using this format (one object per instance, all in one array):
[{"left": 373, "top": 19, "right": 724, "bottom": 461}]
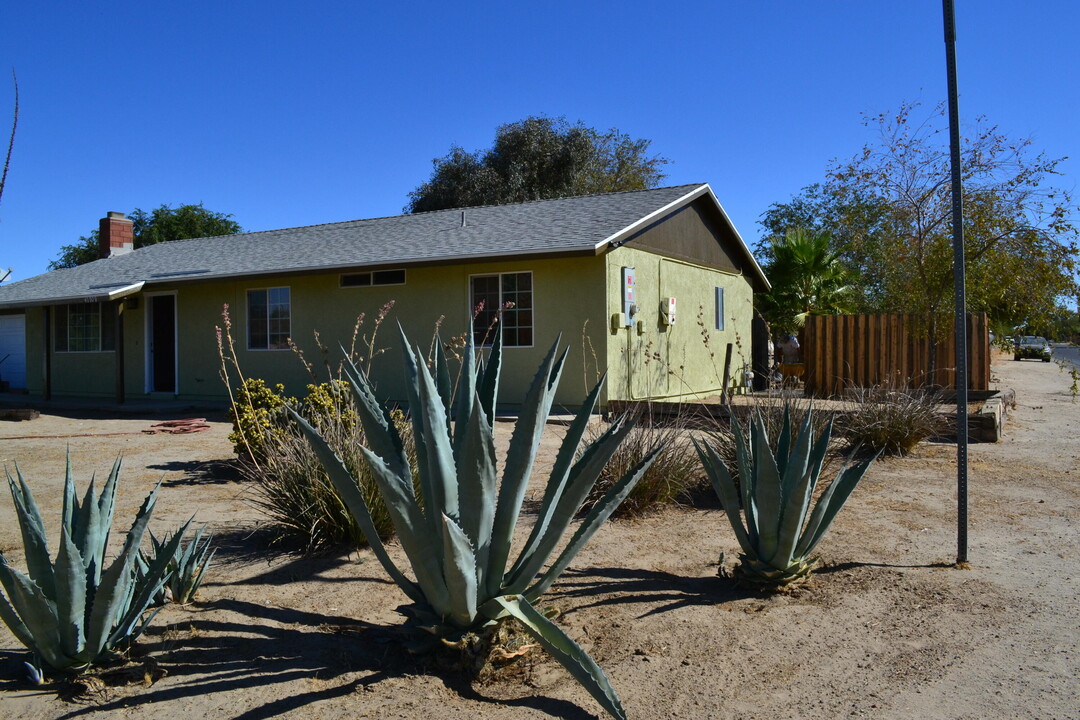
[
  {"left": 701, "top": 185, "right": 771, "bottom": 291},
  {"left": 0, "top": 281, "right": 145, "bottom": 309},
  {"left": 594, "top": 184, "right": 710, "bottom": 251},
  {"left": 597, "top": 183, "right": 771, "bottom": 292}
]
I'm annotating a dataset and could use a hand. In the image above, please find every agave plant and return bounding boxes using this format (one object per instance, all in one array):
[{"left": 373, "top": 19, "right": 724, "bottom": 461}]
[
  {"left": 292, "top": 326, "right": 659, "bottom": 720},
  {"left": 0, "top": 457, "right": 185, "bottom": 678},
  {"left": 139, "top": 524, "right": 215, "bottom": 606},
  {"left": 694, "top": 407, "right": 877, "bottom": 588}
]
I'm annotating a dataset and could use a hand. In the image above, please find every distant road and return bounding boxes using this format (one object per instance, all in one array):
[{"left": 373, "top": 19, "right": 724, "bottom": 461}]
[{"left": 1051, "top": 344, "right": 1080, "bottom": 368}]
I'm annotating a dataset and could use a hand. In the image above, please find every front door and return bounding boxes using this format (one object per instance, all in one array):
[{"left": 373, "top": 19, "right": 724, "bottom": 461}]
[{"left": 148, "top": 295, "right": 176, "bottom": 393}]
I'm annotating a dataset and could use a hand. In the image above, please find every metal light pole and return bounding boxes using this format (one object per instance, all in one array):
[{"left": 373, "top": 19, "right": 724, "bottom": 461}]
[{"left": 943, "top": 0, "right": 969, "bottom": 564}]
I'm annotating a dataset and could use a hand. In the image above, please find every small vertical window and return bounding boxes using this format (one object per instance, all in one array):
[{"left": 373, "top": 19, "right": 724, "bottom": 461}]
[
  {"left": 247, "top": 287, "right": 291, "bottom": 350},
  {"left": 470, "top": 271, "right": 533, "bottom": 347},
  {"left": 715, "top": 287, "right": 725, "bottom": 331}
]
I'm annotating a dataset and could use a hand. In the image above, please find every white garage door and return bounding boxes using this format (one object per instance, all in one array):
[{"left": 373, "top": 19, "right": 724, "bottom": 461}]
[{"left": 0, "top": 314, "right": 26, "bottom": 390}]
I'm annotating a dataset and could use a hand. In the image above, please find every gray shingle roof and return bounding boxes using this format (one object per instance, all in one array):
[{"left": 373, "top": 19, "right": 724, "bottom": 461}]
[{"left": 0, "top": 184, "right": 758, "bottom": 307}]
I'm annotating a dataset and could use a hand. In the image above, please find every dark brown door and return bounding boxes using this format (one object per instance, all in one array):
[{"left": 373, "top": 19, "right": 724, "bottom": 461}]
[{"left": 149, "top": 295, "right": 176, "bottom": 393}]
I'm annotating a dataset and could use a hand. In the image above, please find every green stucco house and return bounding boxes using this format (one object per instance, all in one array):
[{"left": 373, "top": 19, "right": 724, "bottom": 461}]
[{"left": 0, "top": 184, "right": 769, "bottom": 409}]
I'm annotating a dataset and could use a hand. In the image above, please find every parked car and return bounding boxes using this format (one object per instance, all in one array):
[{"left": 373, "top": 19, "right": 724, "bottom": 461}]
[{"left": 1014, "top": 336, "right": 1052, "bottom": 362}]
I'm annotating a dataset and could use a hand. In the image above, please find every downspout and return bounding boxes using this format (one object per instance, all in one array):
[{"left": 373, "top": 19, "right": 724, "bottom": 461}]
[
  {"left": 114, "top": 300, "right": 125, "bottom": 404},
  {"left": 42, "top": 306, "right": 51, "bottom": 400}
]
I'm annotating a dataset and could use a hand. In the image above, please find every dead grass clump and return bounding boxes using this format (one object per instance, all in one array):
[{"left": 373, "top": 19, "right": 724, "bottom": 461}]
[
  {"left": 840, "top": 385, "right": 944, "bottom": 456},
  {"left": 582, "top": 404, "right": 702, "bottom": 519}
]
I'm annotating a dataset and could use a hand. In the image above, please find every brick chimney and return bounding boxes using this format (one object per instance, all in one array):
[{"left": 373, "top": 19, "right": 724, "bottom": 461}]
[{"left": 99, "top": 211, "right": 134, "bottom": 258}]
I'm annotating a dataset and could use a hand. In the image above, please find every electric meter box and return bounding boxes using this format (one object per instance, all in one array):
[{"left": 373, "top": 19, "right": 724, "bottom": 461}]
[
  {"left": 661, "top": 297, "right": 677, "bottom": 325},
  {"left": 621, "top": 267, "right": 637, "bottom": 326}
]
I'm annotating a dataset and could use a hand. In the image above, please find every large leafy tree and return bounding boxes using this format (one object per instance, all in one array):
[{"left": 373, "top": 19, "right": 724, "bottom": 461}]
[
  {"left": 406, "top": 116, "right": 669, "bottom": 213},
  {"left": 760, "top": 102, "right": 1078, "bottom": 336},
  {"left": 758, "top": 228, "right": 854, "bottom": 336},
  {"left": 49, "top": 203, "right": 241, "bottom": 269}
]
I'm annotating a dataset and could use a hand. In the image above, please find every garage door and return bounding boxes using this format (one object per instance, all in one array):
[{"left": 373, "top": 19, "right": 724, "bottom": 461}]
[{"left": 0, "top": 314, "right": 26, "bottom": 390}]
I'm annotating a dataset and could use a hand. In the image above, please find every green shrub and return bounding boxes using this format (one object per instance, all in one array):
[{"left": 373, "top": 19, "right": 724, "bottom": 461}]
[
  {"left": 840, "top": 385, "right": 944, "bottom": 455},
  {"left": 227, "top": 378, "right": 294, "bottom": 464}
]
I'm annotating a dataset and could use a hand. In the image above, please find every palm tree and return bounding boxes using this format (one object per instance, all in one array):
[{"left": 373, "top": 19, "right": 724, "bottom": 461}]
[{"left": 760, "top": 228, "right": 853, "bottom": 336}]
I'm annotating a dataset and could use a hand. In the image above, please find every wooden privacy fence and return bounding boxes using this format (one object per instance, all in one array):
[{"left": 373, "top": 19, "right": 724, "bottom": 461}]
[{"left": 801, "top": 313, "right": 990, "bottom": 397}]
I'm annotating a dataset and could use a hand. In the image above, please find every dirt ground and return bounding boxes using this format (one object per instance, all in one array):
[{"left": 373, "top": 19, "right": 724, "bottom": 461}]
[{"left": 0, "top": 355, "right": 1077, "bottom": 720}]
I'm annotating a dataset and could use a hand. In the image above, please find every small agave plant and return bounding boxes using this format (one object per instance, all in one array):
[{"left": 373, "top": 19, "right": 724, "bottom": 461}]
[
  {"left": 139, "top": 524, "right": 215, "bottom": 606},
  {"left": 0, "top": 457, "right": 186, "bottom": 679},
  {"left": 694, "top": 406, "right": 878, "bottom": 589},
  {"left": 292, "top": 326, "right": 659, "bottom": 720}
]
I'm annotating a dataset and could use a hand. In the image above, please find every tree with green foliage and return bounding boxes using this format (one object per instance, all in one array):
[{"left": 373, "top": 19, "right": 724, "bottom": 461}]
[
  {"left": 760, "top": 102, "right": 1078, "bottom": 339},
  {"left": 49, "top": 203, "right": 242, "bottom": 270},
  {"left": 758, "top": 228, "right": 854, "bottom": 336},
  {"left": 406, "top": 116, "right": 669, "bottom": 213}
]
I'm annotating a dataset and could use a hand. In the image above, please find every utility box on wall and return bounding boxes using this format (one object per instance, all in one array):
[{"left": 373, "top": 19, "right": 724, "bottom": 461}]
[
  {"left": 621, "top": 267, "right": 637, "bottom": 327},
  {"left": 661, "top": 297, "right": 676, "bottom": 325}
]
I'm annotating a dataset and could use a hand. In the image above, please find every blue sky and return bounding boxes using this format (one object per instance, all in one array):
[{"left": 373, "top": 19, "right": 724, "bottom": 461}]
[{"left": 0, "top": 1, "right": 1076, "bottom": 280}]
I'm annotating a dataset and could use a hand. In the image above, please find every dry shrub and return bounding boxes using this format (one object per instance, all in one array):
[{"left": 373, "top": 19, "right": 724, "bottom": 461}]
[
  {"left": 582, "top": 404, "right": 702, "bottom": 519},
  {"left": 840, "top": 385, "right": 944, "bottom": 456},
  {"left": 238, "top": 381, "right": 415, "bottom": 553}
]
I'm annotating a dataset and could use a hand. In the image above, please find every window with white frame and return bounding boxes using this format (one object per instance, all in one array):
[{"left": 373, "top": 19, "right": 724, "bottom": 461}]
[
  {"left": 714, "top": 287, "right": 725, "bottom": 331},
  {"left": 470, "top": 272, "right": 533, "bottom": 347},
  {"left": 54, "top": 302, "right": 116, "bottom": 352},
  {"left": 247, "top": 287, "right": 291, "bottom": 350}
]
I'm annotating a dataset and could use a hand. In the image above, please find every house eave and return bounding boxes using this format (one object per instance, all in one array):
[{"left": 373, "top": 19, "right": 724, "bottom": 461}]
[{"left": 0, "top": 281, "right": 145, "bottom": 309}]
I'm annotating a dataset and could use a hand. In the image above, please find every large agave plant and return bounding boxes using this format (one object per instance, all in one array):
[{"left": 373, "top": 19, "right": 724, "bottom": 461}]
[
  {"left": 292, "top": 326, "right": 659, "bottom": 720},
  {"left": 694, "top": 407, "right": 877, "bottom": 589},
  {"left": 0, "top": 457, "right": 186, "bottom": 678}
]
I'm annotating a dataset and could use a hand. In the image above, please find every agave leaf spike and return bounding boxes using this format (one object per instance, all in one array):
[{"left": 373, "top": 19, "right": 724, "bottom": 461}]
[
  {"left": 110, "top": 520, "right": 189, "bottom": 649},
  {"left": 61, "top": 454, "right": 77, "bottom": 541},
  {"left": 0, "top": 570, "right": 35, "bottom": 650},
  {"left": 775, "top": 420, "right": 834, "bottom": 564},
  {"left": 83, "top": 480, "right": 161, "bottom": 660},
  {"left": 485, "top": 338, "right": 566, "bottom": 596},
  {"left": 774, "top": 406, "right": 793, "bottom": 482},
  {"left": 339, "top": 353, "right": 411, "bottom": 480},
  {"left": 504, "top": 374, "right": 606, "bottom": 586},
  {"left": 452, "top": 329, "right": 478, "bottom": 457},
  {"left": 396, "top": 324, "right": 436, "bottom": 503},
  {"left": 289, "top": 407, "right": 427, "bottom": 605},
  {"left": 432, "top": 332, "right": 453, "bottom": 425},
  {"left": 7, "top": 466, "right": 55, "bottom": 598},
  {"left": 455, "top": 393, "right": 497, "bottom": 586},
  {"left": 54, "top": 523, "right": 87, "bottom": 660},
  {"left": 525, "top": 444, "right": 660, "bottom": 602},
  {"left": 477, "top": 322, "right": 502, "bottom": 423},
  {"left": 95, "top": 458, "right": 122, "bottom": 563},
  {"left": 769, "top": 414, "right": 818, "bottom": 566},
  {"left": 794, "top": 451, "right": 877, "bottom": 559},
  {"left": 0, "top": 565, "right": 66, "bottom": 670},
  {"left": 411, "top": 341, "right": 460, "bottom": 523},
  {"left": 730, "top": 415, "right": 758, "bottom": 548},
  {"left": 692, "top": 438, "right": 754, "bottom": 554},
  {"left": 504, "top": 415, "right": 635, "bottom": 595},
  {"left": 749, "top": 411, "right": 784, "bottom": 563},
  {"left": 439, "top": 514, "right": 478, "bottom": 627},
  {"left": 490, "top": 595, "right": 628, "bottom": 720}
]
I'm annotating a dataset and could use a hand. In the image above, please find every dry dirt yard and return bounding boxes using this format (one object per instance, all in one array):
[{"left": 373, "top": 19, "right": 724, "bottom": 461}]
[{"left": 0, "top": 356, "right": 1077, "bottom": 720}]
